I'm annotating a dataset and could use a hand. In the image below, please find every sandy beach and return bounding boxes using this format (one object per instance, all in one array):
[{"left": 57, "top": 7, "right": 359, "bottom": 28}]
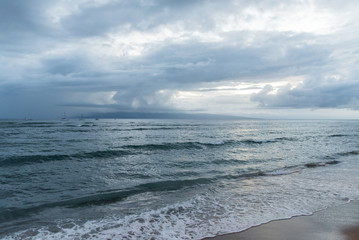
[{"left": 204, "top": 201, "right": 359, "bottom": 240}]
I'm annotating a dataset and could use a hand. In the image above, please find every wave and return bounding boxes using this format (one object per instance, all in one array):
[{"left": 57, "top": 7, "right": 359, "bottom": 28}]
[
  {"left": 0, "top": 138, "right": 300, "bottom": 166},
  {"left": 0, "top": 141, "right": 227, "bottom": 167},
  {"left": 2, "top": 143, "right": 352, "bottom": 169},
  {"left": 107, "top": 127, "right": 186, "bottom": 132},
  {"left": 0, "top": 166, "right": 299, "bottom": 223},
  {"left": 0, "top": 121, "right": 17, "bottom": 124},
  {"left": 328, "top": 134, "right": 351, "bottom": 138},
  {"left": 0, "top": 178, "right": 212, "bottom": 223},
  {"left": 0, "top": 122, "right": 59, "bottom": 128},
  {"left": 0, "top": 157, "right": 345, "bottom": 223},
  {"left": 337, "top": 150, "right": 359, "bottom": 156},
  {"left": 210, "top": 158, "right": 246, "bottom": 165},
  {"left": 2, "top": 131, "right": 21, "bottom": 135},
  {"left": 131, "top": 127, "right": 184, "bottom": 131},
  {"left": 123, "top": 138, "right": 296, "bottom": 151},
  {"left": 124, "top": 142, "right": 213, "bottom": 151},
  {"left": 263, "top": 159, "right": 341, "bottom": 176},
  {"left": 210, "top": 157, "right": 283, "bottom": 166},
  {"left": 63, "top": 178, "right": 211, "bottom": 207},
  {"left": 321, "top": 150, "right": 359, "bottom": 160},
  {"left": 0, "top": 150, "right": 133, "bottom": 167},
  {"left": 60, "top": 129, "right": 92, "bottom": 133},
  {"left": 304, "top": 160, "right": 340, "bottom": 168},
  {"left": 240, "top": 137, "right": 296, "bottom": 144},
  {"left": 263, "top": 168, "right": 302, "bottom": 176}
]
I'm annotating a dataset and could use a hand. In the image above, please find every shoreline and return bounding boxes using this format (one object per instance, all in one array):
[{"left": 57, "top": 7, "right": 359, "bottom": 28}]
[{"left": 203, "top": 200, "right": 359, "bottom": 240}]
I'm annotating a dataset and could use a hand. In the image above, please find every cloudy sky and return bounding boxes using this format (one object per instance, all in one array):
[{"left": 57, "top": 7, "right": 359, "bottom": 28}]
[{"left": 1, "top": 0, "right": 359, "bottom": 119}]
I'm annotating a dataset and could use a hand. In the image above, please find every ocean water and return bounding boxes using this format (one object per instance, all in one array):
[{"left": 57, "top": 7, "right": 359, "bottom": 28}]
[{"left": 0, "top": 119, "right": 358, "bottom": 239}]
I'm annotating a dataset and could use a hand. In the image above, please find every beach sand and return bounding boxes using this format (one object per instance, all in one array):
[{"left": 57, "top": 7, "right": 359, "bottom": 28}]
[{"left": 203, "top": 201, "right": 359, "bottom": 240}]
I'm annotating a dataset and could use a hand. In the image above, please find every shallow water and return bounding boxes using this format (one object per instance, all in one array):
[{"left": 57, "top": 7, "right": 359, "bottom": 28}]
[{"left": 1, "top": 119, "right": 358, "bottom": 239}]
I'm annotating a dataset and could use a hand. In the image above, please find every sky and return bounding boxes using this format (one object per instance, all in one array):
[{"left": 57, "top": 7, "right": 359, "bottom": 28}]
[{"left": 1, "top": 0, "right": 359, "bottom": 119}]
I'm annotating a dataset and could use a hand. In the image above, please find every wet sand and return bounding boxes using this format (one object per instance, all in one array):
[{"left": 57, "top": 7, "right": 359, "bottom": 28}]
[
  {"left": 203, "top": 201, "right": 359, "bottom": 240},
  {"left": 342, "top": 225, "right": 359, "bottom": 240}
]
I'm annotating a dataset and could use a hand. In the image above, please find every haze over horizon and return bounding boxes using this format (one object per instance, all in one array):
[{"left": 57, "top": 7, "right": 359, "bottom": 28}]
[{"left": 1, "top": 0, "right": 359, "bottom": 119}]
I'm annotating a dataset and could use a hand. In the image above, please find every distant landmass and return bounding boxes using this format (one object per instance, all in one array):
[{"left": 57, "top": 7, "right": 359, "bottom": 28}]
[{"left": 83, "top": 112, "right": 256, "bottom": 120}]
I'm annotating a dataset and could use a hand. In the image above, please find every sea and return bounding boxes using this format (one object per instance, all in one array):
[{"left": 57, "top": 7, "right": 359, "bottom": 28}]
[{"left": 0, "top": 119, "right": 358, "bottom": 239}]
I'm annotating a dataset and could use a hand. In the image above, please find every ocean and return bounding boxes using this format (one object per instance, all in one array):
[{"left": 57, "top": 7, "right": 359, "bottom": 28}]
[{"left": 0, "top": 119, "right": 358, "bottom": 239}]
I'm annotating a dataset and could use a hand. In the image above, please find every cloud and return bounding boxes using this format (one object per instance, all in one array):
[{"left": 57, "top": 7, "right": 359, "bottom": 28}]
[
  {"left": 0, "top": 1, "right": 46, "bottom": 34},
  {"left": 1, "top": 0, "right": 359, "bottom": 118},
  {"left": 251, "top": 77, "right": 359, "bottom": 110},
  {"left": 58, "top": 0, "right": 206, "bottom": 37}
]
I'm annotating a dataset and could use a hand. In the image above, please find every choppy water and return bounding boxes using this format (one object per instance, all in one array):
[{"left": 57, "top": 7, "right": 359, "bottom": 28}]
[{"left": 0, "top": 119, "right": 358, "bottom": 239}]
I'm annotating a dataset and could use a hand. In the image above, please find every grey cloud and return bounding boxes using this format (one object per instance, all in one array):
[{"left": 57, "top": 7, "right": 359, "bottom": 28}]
[
  {"left": 1, "top": 0, "right": 359, "bottom": 118},
  {"left": 140, "top": 33, "right": 331, "bottom": 84},
  {"left": 60, "top": 0, "right": 205, "bottom": 37},
  {"left": 251, "top": 80, "right": 359, "bottom": 109},
  {"left": 44, "top": 57, "right": 88, "bottom": 76},
  {"left": 0, "top": 1, "right": 45, "bottom": 32},
  {"left": 115, "top": 39, "right": 330, "bottom": 111},
  {"left": 60, "top": 0, "right": 273, "bottom": 37},
  {"left": 0, "top": 86, "right": 62, "bottom": 119},
  {"left": 0, "top": 0, "right": 56, "bottom": 44},
  {"left": 32, "top": 31, "right": 332, "bottom": 114}
]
